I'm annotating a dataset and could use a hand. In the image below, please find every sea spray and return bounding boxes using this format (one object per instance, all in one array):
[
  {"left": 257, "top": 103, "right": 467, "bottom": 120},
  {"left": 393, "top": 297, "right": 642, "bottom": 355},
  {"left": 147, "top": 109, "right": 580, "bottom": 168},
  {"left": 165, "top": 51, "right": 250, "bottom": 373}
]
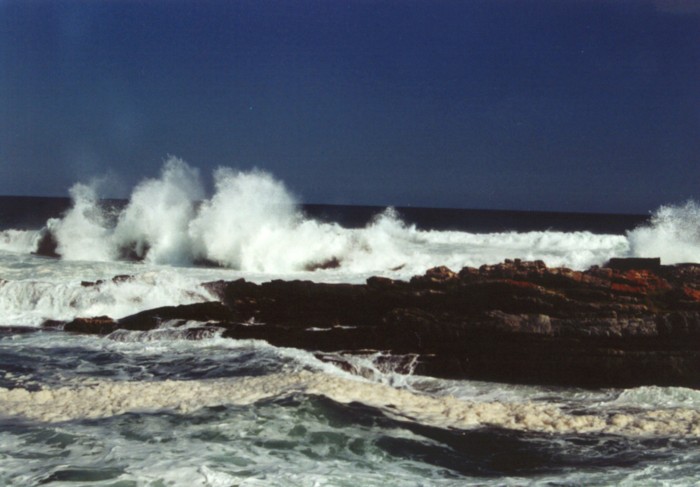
[
  {"left": 628, "top": 201, "right": 700, "bottom": 264},
  {"left": 46, "top": 183, "right": 114, "bottom": 261},
  {"left": 12, "top": 157, "right": 700, "bottom": 272},
  {"left": 187, "top": 169, "right": 412, "bottom": 272},
  {"left": 3, "top": 165, "right": 700, "bottom": 487},
  {"left": 188, "top": 167, "right": 336, "bottom": 271},
  {"left": 113, "top": 158, "right": 203, "bottom": 264},
  {"left": 39, "top": 159, "right": 347, "bottom": 271}
]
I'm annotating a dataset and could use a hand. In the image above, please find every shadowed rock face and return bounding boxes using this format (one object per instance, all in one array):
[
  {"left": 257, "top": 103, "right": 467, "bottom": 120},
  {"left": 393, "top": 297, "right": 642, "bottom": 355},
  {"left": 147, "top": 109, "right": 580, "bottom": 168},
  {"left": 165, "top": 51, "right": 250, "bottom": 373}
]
[
  {"left": 60, "top": 258, "right": 700, "bottom": 388},
  {"left": 34, "top": 229, "right": 59, "bottom": 258}
]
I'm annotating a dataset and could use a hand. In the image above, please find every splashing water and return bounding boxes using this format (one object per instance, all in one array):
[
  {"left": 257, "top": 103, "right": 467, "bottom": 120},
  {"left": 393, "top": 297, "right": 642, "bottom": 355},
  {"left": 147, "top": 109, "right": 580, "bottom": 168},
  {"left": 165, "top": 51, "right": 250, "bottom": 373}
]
[
  {"left": 627, "top": 201, "right": 700, "bottom": 264},
  {"left": 113, "top": 158, "right": 204, "bottom": 265},
  {"left": 188, "top": 167, "right": 327, "bottom": 271},
  {"left": 46, "top": 183, "right": 114, "bottom": 261},
  {"left": 3, "top": 157, "right": 699, "bottom": 273}
]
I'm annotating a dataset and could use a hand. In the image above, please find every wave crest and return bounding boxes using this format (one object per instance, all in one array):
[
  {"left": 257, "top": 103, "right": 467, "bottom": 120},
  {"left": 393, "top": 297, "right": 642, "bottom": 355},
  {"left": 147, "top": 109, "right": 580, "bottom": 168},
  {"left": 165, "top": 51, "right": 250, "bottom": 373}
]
[
  {"left": 11, "top": 157, "right": 699, "bottom": 273},
  {"left": 114, "top": 157, "right": 203, "bottom": 264},
  {"left": 628, "top": 201, "right": 700, "bottom": 264},
  {"left": 47, "top": 183, "right": 114, "bottom": 261}
]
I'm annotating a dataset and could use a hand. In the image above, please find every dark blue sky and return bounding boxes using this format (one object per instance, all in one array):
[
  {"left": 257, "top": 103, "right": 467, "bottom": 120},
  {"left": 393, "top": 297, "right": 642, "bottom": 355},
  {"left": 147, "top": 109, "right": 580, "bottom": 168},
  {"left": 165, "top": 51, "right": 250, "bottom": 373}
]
[{"left": 1, "top": 0, "right": 699, "bottom": 213}]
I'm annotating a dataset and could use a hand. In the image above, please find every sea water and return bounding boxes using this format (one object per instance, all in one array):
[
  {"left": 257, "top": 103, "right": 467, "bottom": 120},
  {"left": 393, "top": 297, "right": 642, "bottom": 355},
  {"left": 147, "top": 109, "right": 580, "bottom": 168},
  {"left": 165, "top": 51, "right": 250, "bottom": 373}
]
[{"left": 1, "top": 158, "right": 700, "bottom": 486}]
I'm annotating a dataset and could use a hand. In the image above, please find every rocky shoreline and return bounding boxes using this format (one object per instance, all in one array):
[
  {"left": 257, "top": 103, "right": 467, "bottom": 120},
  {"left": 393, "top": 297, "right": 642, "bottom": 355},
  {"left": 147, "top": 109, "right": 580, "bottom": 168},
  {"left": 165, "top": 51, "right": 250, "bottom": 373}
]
[{"left": 58, "top": 257, "right": 700, "bottom": 388}]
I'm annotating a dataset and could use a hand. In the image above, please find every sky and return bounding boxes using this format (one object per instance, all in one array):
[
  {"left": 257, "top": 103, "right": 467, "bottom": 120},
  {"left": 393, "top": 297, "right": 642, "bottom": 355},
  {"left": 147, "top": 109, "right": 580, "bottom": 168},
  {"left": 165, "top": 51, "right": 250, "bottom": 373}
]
[{"left": 1, "top": 0, "right": 699, "bottom": 213}]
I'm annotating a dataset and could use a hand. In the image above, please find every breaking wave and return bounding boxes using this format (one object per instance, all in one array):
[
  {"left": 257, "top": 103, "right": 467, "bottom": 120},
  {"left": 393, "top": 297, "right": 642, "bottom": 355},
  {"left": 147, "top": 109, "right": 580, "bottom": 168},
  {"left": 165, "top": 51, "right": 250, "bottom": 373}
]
[
  {"left": 627, "top": 201, "right": 700, "bottom": 264},
  {"left": 1, "top": 157, "right": 699, "bottom": 272},
  {"left": 0, "top": 270, "right": 214, "bottom": 325}
]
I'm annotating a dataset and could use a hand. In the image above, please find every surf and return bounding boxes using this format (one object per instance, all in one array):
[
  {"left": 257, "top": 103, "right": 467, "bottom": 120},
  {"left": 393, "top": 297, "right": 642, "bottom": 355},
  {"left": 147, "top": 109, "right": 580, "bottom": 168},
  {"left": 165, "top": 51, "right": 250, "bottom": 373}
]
[{"left": 6, "top": 156, "right": 690, "bottom": 273}]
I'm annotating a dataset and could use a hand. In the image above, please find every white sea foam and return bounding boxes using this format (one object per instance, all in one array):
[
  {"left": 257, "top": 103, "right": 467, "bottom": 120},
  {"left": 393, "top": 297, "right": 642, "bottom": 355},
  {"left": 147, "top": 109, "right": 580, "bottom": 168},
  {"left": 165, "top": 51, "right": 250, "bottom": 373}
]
[
  {"left": 113, "top": 157, "right": 204, "bottom": 265},
  {"left": 11, "top": 157, "right": 639, "bottom": 274},
  {"left": 1, "top": 157, "right": 699, "bottom": 329},
  {"left": 1, "top": 371, "right": 699, "bottom": 437},
  {"left": 0, "top": 269, "right": 214, "bottom": 325},
  {"left": 0, "top": 229, "right": 41, "bottom": 254},
  {"left": 0, "top": 379, "right": 481, "bottom": 487},
  {"left": 3, "top": 158, "right": 700, "bottom": 275},
  {"left": 46, "top": 183, "right": 115, "bottom": 261},
  {"left": 628, "top": 200, "right": 700, "bottom": 264},
  {"left": 613, "top": 385, "right": 700, "bottom": 410}
]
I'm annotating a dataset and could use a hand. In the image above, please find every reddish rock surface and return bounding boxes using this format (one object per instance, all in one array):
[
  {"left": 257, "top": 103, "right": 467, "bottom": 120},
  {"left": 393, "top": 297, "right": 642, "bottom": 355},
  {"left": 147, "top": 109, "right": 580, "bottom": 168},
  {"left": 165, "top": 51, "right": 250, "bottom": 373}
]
[{"left": 58, "top": 258, "right": 700, "bottom": 388}]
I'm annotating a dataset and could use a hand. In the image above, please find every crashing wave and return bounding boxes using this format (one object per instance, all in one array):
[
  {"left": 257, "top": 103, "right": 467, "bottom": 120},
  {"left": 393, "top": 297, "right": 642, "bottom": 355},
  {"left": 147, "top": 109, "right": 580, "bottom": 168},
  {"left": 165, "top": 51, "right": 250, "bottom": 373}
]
[{"left": 22, "top": 157, "right": 637, "bottom": 273}]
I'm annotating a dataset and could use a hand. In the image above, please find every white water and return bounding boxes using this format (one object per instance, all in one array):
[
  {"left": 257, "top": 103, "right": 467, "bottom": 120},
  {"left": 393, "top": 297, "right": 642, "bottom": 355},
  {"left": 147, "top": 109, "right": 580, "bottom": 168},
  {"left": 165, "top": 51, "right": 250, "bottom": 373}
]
[
  {"left": 0, "top": 329, "right": 699, "bottom": 487},
  {"left": 1, "top": 282, "right": 699, "bottom": 486},
  {"left": 3, "top": 329, "right": 700, "bottom": 437},
  {"left": 0, "top": 264, "right": 214, "bottom": 325},
  {"left": 1, "top": 157, "right": 699, "bottom": 328},
  {"left": 627, "top": 200, "right": 700, "bottom": 264},
  {"left": 1, "top": 160, "right": 700, "bottom": 485},
  {"left": 2, "top": 158, "right": 699, "bottom": 278}
]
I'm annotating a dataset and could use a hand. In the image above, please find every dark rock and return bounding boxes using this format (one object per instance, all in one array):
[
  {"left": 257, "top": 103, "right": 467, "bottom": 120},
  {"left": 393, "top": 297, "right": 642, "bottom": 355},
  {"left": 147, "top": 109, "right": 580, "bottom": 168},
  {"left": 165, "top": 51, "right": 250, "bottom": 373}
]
[
  {"left": 606, "top": 257, "right": 661, "bottom": 272},
  {"left": 366, "top": 276, "right": 397, "bottom": 288},
  {"left": 65, "top": 316, "right": 118, "bottom": 334},
  {"left": 410, "top": 266, "right": 459, "bottom": 286},
  {"left": 305, "top": 257, "right": 342, "bottom": 271},
  {"left": 41, "top": 320, "right": 64, "bottom": 330},
  {"left": 117, "top": 302, "right": 235, "bottom": 330},
  {"left": 34, "top": 229, "right": 59, "bottom": 258},
  {"left": 63, "top": 258, "right": 700, "bottom": 388},
  {"left": 117, "top": 241, "right": 148, "bottom": 261}
]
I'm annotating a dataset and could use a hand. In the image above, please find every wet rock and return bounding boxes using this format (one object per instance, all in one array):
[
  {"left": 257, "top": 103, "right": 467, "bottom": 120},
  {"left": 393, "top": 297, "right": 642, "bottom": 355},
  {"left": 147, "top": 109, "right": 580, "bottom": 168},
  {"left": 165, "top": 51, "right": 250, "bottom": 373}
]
[
  {"left": 606, "top": 257, "right": 661, "bottom": 272},
  {"left": 34, "top": 229, "right": 59, "bottom": 258},
  {"left": 64, "top": 316, "right": 118, "bottom": 334},
  {"left": 410, "top": 265, "right": 459, "bottom": 286},
  {"left": 66, "top": 258, "right": 700, "bottom": 388},
  {"left": 40, "top": 320, "right": 64, "bottom": 330},
  {"left": 117, "top": 302, "right": 235, "bottom": 330},
  {"left": 305, "top": 257, "right": 342, "bottom": 271}
]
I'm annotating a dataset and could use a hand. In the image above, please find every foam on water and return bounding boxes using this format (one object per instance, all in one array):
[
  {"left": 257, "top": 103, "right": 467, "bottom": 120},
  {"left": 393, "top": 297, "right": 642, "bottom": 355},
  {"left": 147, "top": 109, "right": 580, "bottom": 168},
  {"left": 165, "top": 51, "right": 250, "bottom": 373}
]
[
  {"left": 2, "top": 371, "right": 700, "bottom": 437},
  {"left": 0, "top": 229, "right": 40, "bottom": 254},
  {"left": 613, "top": 385, "right": 700, "bottom": 410},
  {"left": 0, "top": 268, "right": 214, "bottom": 325},
  {"left": 2, "top": 328, "right": 700, "bottom": 485},
  {"left": 0, "top": 392, "right": 486, "bottom": 487}
]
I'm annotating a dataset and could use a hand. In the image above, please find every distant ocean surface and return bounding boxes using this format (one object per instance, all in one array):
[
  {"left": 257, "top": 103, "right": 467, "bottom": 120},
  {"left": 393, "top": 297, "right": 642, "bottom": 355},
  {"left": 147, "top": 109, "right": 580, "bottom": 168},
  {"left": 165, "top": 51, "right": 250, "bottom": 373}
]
[{"left": 1, "top": 160, "right": 700, "bottom": 486}]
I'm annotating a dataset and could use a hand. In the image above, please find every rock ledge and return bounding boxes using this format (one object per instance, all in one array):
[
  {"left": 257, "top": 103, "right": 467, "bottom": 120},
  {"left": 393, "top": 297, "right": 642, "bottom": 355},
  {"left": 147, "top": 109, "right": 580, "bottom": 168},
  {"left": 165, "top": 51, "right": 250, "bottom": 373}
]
[{"left": 61, "top": 258, "right": 700, "bottom": 388}]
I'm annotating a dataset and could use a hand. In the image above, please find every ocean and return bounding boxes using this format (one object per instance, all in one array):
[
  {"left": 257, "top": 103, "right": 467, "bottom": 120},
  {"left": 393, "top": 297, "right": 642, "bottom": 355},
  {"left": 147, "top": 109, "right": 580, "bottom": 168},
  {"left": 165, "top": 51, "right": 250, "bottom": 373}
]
[{"left": 2, "top": 160, "right": 700, "bottom": 486}]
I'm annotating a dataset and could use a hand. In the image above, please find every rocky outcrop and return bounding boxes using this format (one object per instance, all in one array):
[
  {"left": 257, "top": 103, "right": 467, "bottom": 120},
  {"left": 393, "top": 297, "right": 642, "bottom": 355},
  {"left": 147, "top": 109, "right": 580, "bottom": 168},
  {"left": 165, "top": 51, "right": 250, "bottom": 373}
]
[
  {"left": 64, "top": 316, "right": 118, "bottom": 334},
  {"left": 57, "top": 258, "right": 700, "bottom": 388},
  {"left": 34, "top": 229, "right": 59, "bottom": 258}
]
